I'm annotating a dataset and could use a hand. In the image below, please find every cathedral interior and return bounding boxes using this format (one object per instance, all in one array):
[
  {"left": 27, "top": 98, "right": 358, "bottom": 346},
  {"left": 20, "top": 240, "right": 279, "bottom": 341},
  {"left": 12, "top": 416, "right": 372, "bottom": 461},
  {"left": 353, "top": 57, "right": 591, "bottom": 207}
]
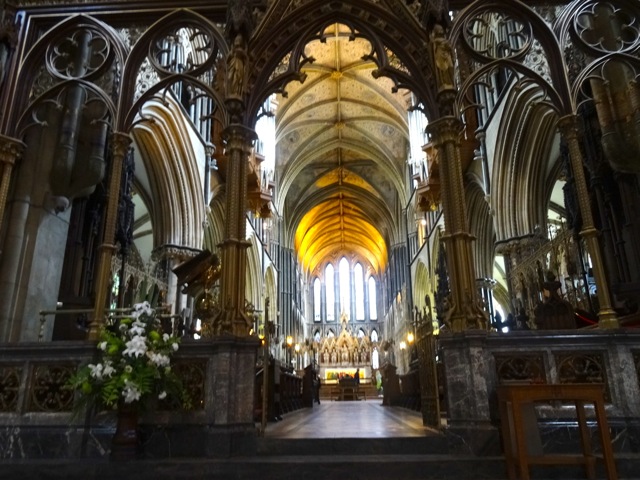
[{"left": 0, "top": 0, "right": 640, "bottom": 478}]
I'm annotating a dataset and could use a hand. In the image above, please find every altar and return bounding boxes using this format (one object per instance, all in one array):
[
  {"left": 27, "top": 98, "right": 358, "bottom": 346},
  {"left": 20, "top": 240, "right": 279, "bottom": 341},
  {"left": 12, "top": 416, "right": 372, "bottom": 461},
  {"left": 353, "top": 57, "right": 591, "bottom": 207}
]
[
  {"left": 322, "top": 366, "right": 370, "bottom": 384},
  {"left": 317, "top": 313, "right": 373, "bottom": 384}
]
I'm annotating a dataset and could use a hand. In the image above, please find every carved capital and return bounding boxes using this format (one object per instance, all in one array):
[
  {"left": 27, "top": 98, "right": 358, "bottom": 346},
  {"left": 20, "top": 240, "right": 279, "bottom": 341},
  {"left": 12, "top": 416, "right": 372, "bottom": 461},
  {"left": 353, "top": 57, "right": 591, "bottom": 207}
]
[
  {"left": 0, "top": 134, "right": 25, "bottom": 166},
  {"left": 426, "top": 116, "right": 461, "bottom": 147},
  {"left": 111, "top": 132, "right": 132, "bottom": 159},
  {"left": 557, "top": 114, "right": 580, "bottom": 140},
  {"left": 222, "top": 124, "right": 257, "bottom": 153}
]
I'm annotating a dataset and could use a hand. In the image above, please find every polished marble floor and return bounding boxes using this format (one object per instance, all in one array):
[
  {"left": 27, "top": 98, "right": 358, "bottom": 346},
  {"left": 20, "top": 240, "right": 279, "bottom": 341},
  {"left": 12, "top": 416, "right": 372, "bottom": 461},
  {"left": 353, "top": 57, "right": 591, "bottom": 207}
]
[{"left": 262, "top": 399, "right": 438, "bottom": 438}]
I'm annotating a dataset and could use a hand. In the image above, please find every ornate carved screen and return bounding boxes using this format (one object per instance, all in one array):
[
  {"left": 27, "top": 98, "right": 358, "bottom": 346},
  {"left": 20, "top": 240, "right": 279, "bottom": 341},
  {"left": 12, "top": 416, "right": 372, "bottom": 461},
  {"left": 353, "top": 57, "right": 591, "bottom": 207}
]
[{"left": 415, "top": 305, "right": 440, "bottom": 429}]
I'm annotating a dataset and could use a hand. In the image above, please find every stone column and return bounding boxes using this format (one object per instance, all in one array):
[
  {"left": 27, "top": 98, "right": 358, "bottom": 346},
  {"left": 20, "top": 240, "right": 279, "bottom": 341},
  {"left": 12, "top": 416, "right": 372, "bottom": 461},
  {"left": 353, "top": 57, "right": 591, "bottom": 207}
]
[
  {"left": 207, "top": 336, "right": 260, "bottom": 457},
  {"left": 0, "top": 134, "right": 24, "bottom": 234},
  {"left": 558, "top": 115, "right": 617, "bottom": 328},
  {"left": 428, "top": 117, "right": 487, "bottom": 332},
  {"left": 90, "top": 132, "right": 131, "bottom": 340},
  {"left": 218, "top": 26, "right": 254, "bottom": 336},
  {"left": 218, "top": 123, "right": 255, "bottom": 336},
  {"left": 438, "top": 330, "right": 497, "bottom": 454}
]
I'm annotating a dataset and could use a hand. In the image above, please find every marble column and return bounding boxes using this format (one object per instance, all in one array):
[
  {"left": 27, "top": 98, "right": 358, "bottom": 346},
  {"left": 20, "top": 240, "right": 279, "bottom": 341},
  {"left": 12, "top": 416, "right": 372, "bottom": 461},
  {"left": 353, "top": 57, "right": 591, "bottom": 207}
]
[
  {"left": 558, "top": 115, "right": 617, "bottom": 328},
  {"left": 438, "top": 330, "right": 498, "bottom": 455}
]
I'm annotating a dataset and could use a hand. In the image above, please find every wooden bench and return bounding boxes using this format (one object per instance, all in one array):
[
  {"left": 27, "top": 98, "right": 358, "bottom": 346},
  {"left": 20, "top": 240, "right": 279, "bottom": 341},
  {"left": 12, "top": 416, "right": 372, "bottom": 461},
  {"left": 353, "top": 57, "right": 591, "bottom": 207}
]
[{"left": 497, "top": 383, "right": 617, "bottom": 480}]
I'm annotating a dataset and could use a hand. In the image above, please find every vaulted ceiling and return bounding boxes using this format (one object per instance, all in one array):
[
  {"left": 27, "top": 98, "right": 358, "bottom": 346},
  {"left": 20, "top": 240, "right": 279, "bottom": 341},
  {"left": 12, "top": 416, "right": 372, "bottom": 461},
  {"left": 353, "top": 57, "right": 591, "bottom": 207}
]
[{"left": 275, "top": 23, "right": 412, "bottom": 277}]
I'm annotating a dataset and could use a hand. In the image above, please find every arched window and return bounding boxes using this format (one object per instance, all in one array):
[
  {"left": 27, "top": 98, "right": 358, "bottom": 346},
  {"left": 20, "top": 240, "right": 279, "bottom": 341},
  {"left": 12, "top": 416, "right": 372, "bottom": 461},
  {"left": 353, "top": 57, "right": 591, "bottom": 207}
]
[
  {"left": 327, "top": 329, "right": 335, "bottom": 338},
  {"left": 314, "top": 330, "right": 321, "bottom": 342},
  {"left": 320, "top": 260, "right": 378, "bottom": 325},
  {"left": 357, "top": 328, "right": 365, "bottom": 339},
  {"left": 313, "top": 277, "right": 321, "bottom": 322},
  {"left": 325, "top": 264, "right": 335, "bottom": 321},
  {"left": 368, "top": 276, "right": 377, "bottom": 320},
  {"left": 339, "top": 257, "right": 350, "bottom": 316},
  {"left": 354, "top": 263, "right": 364, "bottom": 320},
  {"left": 370, "top": 330, "right": 378, "bottom": 343}
]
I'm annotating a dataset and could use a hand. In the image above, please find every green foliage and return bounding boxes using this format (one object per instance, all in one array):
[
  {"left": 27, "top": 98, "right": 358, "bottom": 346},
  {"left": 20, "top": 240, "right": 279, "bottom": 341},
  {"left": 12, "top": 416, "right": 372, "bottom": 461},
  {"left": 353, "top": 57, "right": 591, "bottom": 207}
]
[{"left": 68, "top": 302, "right": 189, "bottom": 412}]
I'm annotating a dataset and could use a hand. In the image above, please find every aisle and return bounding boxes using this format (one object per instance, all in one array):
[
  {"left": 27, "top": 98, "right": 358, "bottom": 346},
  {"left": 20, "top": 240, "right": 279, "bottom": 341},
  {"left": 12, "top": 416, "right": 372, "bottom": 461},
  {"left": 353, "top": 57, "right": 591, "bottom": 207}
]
[{"left": 263, "top": 399, "right": 436, "bottom": 438}]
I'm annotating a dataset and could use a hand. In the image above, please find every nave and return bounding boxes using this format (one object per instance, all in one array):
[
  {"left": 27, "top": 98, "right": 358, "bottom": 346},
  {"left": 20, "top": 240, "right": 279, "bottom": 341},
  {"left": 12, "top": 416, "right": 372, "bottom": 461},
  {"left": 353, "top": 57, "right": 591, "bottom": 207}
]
[{"left": 262, "top": 400, "right": 435, "bottom": 439}]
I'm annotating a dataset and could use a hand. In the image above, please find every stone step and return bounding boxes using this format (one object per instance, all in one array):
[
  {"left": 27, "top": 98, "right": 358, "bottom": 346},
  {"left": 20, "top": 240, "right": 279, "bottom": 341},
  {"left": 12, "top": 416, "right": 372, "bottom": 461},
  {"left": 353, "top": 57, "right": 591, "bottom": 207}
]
[
  {"left": 2, "top": 454, "right": 638, "bottom": 480},
  {"left": 256, "top": 435, "right": 448, "bottom": 456}
]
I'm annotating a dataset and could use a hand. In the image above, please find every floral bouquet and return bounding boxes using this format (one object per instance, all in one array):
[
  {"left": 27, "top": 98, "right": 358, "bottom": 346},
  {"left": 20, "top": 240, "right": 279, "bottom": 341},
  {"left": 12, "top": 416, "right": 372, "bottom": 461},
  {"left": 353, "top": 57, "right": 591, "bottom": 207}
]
[{"left": 69, "top": 301, "right": 189, "bottom": 411}]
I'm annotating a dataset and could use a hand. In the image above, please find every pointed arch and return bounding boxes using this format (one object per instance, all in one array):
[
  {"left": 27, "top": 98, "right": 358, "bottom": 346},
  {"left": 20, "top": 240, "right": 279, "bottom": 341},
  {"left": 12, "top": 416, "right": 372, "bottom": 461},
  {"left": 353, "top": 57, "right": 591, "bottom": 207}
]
[
  {"left": 265, "top": 266, "right": 278, "bottom": 325},
  {"left": 204, "top": 193, "right": 226, "bottom": 253},
  {"left": 117, "top": 9, "right": 227, "bottom": 131},
  {"left": 245, "top": 232, "right": 263, "bottom": 307},
  {"left": 414, "top": 260, "right": 431, "bottom": 313},
  {"left": 7, "top": 14, "right": 126, "bottom": 136},
  {"left": 466, "top": 181, "right": 495, "bottom": 279},
  {"left": 248, "top": 1, "right": 437, "bottom": 120},
  {"left": 132, "top": 95, "right": 205, "bottom": 250},
  {"left": 490, "top": 82, "right": 560, "bottom": 242}
]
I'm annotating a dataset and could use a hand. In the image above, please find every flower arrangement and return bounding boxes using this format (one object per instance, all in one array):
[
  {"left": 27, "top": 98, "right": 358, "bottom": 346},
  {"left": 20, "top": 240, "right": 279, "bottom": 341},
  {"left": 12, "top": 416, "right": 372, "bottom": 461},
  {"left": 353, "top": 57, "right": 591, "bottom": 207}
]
[{"left": 69, "top": 301, "right": 189, "bottom": 411}]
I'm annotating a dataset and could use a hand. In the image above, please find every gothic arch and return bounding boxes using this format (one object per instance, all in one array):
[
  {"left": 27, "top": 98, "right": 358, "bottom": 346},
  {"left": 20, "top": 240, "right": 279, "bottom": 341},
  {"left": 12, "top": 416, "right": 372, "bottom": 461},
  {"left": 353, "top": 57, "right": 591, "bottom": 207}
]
[
  {"left": 247, "top": 0, "right": 437, "bottom": 121},
  {"left": 245, "top": 232, "right": 263, "bottom": 308},
  {"left": 6, "top": 14, "right": 126, "bottom": 136},
  {"left": 491, "top": 83, "right": 560, "bottom": 242},
  {"left": 413, "top": 260, "right": 431, "bottom": 313},
  {"left": 276, "top": 136, "right": 408, "bottom": 214},
  {"left": 117, "top": 9, "right": 227, "bottom": 131},
  {"left": 132, "top": 96, "right": 205, "bottom": 250},
  {"left": 204, "top": 193, "right": 226, "bottom": 253},
  {"left": 265, "top": 265, "right": 277, "bottom": 325},
  {"left": 450, "top": 0, "right": 573, "bottom": 113},
  {"left": 466, "top": 181, "right": 494, "bottom": 279}
]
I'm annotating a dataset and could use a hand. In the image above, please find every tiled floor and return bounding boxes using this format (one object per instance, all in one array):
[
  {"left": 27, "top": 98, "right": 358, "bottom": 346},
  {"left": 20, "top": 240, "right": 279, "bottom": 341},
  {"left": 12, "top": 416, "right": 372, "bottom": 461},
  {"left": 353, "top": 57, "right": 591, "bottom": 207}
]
[{"left": 263, "top": 399, "right": 438, "bottom": 438}]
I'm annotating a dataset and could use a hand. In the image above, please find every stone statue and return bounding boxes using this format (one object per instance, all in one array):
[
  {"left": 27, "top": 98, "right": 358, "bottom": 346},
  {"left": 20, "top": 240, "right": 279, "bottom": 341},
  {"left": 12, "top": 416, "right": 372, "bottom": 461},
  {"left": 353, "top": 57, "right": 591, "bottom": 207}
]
[
  {"left": 331, "top": 349, "right": 337, "bottom": 364},
  {"left": 323, "top": 350, "right": 329, "bottom": 365},
  {"left": 442, "top": 295, "right": 454, "bottom": 330},
  {"left": 341, "top": 345, "right": 349, "bottom": 364},
  {"left": 430, "top": 23, "right": 455, "bottom": 90},
  {"left": 226, "top": 33, "right": 247, "bottom": 98}
]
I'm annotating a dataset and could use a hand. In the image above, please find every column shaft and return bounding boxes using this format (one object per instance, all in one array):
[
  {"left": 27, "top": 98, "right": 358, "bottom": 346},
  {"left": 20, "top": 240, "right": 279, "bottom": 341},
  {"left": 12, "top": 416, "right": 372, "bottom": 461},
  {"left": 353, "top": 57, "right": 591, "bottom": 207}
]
[
  {"left": 0, "top": 134, "right": 24, "bottom": 232},
  {"left": 90, "top": 132, "right": 132, "bottom": 340},
  {"left": 219, "top": 124, "right": 255, "bottom": 336},
  {"left": 559, "top": 115, "right": 617, "bottom": 327},
  {"left": 428, "top": 117, "right": 487, "bottom": 332}
]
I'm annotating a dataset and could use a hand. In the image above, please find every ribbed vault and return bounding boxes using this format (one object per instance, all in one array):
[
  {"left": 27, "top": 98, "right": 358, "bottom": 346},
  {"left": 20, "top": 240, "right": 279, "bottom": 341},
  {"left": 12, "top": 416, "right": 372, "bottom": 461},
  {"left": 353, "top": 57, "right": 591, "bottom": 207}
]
[{"left": 275, "top": 23, "right": 412, "bottom": 276}]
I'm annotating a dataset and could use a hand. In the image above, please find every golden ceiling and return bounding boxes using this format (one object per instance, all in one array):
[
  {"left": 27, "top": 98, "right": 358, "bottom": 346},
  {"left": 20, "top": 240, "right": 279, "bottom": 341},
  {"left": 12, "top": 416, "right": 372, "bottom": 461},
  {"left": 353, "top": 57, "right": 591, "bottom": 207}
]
[{"left": 278, "top": 24, "right": 412, "bottom": 276}]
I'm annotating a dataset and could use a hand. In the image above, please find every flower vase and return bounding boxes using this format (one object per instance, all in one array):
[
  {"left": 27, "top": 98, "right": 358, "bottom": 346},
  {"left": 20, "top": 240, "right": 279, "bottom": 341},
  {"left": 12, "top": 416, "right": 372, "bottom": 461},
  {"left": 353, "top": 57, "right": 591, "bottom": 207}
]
[{"left": 110, "top": 401, "right": 139, "bottom": 461}]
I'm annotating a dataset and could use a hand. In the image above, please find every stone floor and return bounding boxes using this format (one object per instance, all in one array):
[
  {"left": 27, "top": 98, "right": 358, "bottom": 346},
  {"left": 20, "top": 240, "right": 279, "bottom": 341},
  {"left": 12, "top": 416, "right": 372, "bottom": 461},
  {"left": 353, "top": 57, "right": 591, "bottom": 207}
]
[{"left": 262, "top": 398, "right": 435, "bottom": 438}]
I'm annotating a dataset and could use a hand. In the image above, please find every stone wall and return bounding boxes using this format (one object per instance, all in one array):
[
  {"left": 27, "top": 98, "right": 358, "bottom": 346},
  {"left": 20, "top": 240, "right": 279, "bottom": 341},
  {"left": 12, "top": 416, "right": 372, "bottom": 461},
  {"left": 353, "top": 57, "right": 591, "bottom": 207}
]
[
  {"left": 0, "top": 337, "right": 259, "bottom": 459},
  {"left": 438, "top": 329, "right": 640, "bottom": 455}
]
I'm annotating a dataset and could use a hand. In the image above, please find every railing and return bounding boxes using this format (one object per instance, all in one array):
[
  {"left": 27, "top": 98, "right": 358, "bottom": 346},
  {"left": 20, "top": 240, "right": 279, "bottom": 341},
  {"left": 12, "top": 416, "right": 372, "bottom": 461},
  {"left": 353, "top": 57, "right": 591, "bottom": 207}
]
[{"left": 37, "top": 305, "right": 181, "bottom": 342}]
